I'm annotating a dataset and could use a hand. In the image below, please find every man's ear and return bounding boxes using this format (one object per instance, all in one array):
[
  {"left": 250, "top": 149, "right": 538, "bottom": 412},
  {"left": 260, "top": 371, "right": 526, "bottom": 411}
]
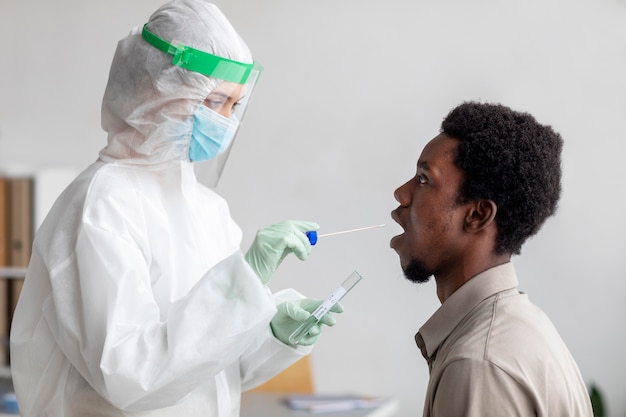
[{"left": 464, "top": 199, "right": 497, "bottom": 233}]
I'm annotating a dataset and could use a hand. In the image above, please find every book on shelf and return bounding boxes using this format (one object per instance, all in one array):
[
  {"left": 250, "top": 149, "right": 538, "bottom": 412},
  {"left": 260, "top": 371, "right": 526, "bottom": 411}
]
[
  {"left": 284, "top": 393, "right": 392, "bottom": 413},
  {"left": 7, "top": 177, "right": 33, "bottom": 320},
  {"left": 0, "top": 176, "right": 34, "bottom": 367},
  {"left": 0, "top": 178, "right": 9, "bottom": 367}
]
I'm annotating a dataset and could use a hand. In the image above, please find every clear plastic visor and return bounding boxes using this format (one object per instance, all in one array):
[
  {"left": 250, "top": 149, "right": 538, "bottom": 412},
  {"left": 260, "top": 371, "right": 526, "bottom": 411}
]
[{"left": 194, "top": 66, "right": 261, "bottom": 187}]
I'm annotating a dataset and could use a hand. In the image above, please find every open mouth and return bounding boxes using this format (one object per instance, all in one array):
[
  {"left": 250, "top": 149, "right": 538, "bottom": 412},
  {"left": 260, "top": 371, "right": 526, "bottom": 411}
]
[
  {"left": 389, "top": 219, "right": 405, "bottom": 249},
  {"left": 390, "top": 208, "right": 405, "bottom": 249}
]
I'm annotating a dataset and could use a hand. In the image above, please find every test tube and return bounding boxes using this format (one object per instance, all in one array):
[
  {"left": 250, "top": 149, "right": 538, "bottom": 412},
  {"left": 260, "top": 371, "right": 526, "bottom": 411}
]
[{"left": 288, "top": 270, "right": 363, "bottom": 345}]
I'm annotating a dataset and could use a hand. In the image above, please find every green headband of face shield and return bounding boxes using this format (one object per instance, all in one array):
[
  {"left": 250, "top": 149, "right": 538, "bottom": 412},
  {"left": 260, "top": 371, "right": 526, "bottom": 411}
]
[{"left": 141, "top": 24, "right": 259, "bottom": 83}]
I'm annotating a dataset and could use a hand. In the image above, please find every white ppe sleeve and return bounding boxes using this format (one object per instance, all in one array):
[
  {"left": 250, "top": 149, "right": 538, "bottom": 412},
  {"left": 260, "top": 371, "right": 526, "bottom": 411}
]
[{"left": 43, "top": 224, "right": 276, "bottom": 411}]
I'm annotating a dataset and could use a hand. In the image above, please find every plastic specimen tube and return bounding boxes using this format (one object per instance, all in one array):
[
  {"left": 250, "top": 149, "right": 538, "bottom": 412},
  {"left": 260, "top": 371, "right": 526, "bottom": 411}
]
[{"left": 288, "top": 270, "right": 363, "bottom": 345}]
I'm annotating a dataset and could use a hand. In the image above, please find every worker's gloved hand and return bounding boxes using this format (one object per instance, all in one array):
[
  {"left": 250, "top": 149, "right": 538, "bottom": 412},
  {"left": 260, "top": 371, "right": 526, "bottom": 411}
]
[
  {"left": 245, "top": 220, "right": 319, "bottom": 284},
  {"left": 270, "top": 298, "right": 344, "bottom": 346}
]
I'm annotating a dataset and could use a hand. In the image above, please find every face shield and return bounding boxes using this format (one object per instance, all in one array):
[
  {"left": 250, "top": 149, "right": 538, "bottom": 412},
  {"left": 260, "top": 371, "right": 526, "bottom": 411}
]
[{"left": 142, "top": 24, "right": 262, "bottom": 186}]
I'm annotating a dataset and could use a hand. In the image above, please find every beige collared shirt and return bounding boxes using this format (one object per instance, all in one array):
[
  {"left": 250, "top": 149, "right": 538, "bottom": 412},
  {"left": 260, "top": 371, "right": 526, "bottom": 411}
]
[{"left": 415, "top": 263, "right": 593, "bottom": 416}]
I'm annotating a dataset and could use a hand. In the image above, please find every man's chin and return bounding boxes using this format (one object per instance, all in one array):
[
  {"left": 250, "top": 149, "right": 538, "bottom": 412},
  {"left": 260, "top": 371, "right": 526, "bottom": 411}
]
[{"left": 403, "top": 260, "right": 433, "bottom": 284}]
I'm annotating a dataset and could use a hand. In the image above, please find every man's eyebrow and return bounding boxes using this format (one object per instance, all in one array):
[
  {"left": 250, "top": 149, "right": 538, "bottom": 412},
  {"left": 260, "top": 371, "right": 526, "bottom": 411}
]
[{"left": 417, "top": 161, "right": 430, "bottom": 171}]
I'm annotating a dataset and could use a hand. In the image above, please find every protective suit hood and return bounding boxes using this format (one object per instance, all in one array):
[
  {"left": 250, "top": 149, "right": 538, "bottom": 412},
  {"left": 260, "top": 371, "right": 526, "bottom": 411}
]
[{"left": 99, "top": 0, "right": 252, "bottom": 167}]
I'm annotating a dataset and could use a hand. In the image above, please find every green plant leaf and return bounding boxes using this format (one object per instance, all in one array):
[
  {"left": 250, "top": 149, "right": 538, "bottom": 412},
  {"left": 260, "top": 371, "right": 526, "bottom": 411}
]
[{"left": 589, "top": 384, "right": 605, "bottom": 417}]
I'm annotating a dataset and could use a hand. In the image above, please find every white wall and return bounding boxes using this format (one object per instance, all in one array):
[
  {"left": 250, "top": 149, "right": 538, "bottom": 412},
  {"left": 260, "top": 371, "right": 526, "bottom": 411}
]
[{"left": 2, "top": 0, "right": 625, "bottom": 415}]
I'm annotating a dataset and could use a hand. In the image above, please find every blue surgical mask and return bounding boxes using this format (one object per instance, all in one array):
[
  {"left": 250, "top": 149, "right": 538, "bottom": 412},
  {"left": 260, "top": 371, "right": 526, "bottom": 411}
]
[{"left": 189, "top": 105, "right": 239, "bottom": 162}]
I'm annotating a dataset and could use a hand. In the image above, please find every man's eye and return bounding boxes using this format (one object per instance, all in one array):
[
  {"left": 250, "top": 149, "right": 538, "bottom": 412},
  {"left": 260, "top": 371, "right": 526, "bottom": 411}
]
[{"left": 417, "top": 175, "right": 426, "bottom": 184}]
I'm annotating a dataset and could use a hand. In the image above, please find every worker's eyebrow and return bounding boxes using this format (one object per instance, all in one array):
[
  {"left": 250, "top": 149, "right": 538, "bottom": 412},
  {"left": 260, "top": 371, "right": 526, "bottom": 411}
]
[
  {"left": 207, "top": 91, "right": 247, "bottom": 103},
  {"left": 417, "top": 161, "right": 430, "bottom": 171},
  {"left": 207, "top": 92, "right": 229, "bottom": 99}
]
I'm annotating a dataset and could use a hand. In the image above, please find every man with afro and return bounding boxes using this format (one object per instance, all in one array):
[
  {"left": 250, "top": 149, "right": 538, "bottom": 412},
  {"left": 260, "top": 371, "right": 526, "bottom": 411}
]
[{"left": 390, "top": 101, "right": 592, "bottom": 416}]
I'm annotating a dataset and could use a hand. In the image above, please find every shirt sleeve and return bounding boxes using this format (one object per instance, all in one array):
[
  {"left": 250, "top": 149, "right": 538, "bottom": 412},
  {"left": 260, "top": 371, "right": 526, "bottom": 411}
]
[{"left": 431, "top": 358, "right": 535, "bottom": 417}]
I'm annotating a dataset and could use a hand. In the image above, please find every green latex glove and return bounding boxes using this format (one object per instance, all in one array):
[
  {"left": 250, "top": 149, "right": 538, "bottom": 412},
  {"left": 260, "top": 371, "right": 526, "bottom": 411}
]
[
  {"left": 270, "top": 298, "right": 344, "bottom": 346},
  {"left": 245, "top": 220, "right": 319, "bottom": 284}
]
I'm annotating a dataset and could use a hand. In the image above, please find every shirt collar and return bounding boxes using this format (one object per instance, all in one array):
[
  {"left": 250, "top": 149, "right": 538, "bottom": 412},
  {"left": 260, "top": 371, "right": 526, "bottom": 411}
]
[{"left": 415, "top": 262, "right": 519, "bottom": 360}]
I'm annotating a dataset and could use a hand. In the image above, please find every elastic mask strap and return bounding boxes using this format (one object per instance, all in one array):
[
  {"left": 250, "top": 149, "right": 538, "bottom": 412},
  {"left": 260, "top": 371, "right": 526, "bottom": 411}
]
[{"left": 141, "top": 24, "right": 254, "bottom": 83}]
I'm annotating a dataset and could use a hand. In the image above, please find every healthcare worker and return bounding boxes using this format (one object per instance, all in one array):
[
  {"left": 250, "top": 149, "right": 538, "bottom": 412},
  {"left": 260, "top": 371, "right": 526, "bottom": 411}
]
[{"left": 9, "top": 1, "right": 341, "bottom": 416}]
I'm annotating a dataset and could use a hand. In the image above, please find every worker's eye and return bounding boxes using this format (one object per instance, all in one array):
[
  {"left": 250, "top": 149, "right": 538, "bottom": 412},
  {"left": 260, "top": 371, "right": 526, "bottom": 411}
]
[
  {"left": 203, "top": 92, "right": 232, "bottom": 111},
  {"left": 203, "top": 99, "right": 225, "bottom": 110},
  {"left": 417, "top": 174, "right": 428, "bottom": 185}
]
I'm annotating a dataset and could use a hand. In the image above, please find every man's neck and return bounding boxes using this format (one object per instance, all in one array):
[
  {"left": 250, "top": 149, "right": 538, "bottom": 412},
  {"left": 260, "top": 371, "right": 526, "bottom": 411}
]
[{"left": 434, "top": 254, "right": 511, "bottom": 303}]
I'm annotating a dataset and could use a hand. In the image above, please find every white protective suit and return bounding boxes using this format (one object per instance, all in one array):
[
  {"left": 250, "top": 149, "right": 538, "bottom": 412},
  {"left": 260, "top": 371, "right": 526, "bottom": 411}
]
[{"left": 9, "top": 1, "right": 310, "bottom": 416}]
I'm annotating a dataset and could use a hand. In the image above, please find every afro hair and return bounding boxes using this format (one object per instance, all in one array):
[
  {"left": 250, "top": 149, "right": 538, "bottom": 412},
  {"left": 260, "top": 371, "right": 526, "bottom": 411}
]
[{"left": 441, "top": 101, "right": 563, "bottom": 255}]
